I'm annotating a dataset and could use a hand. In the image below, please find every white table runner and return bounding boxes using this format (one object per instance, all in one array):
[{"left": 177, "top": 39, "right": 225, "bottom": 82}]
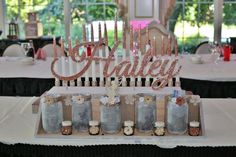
[
  {"left": 1, "top": 96, "right": 236, "bottom": 147},
  {"left": 1, "top": 55, "right": 236, "bottom": 81}
]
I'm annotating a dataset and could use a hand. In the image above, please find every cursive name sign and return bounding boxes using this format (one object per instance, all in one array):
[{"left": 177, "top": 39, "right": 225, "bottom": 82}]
[{"left": 51, "top": 41, "right": 181, "bottom": 90}]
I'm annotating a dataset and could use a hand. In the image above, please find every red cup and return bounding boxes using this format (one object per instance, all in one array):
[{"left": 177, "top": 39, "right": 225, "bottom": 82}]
[
  {"left": 87, "top": 46, "right": 91, "bottom": 56},
  {"left": 223, "top": 44, "right": 231, "bottom": 61}
]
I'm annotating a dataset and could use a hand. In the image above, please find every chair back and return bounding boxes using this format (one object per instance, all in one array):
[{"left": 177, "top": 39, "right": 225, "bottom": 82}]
[
  {"left": 2, "top": 44, "right": 25, "bottom": 57},
  {"left": 42, "top": 44, "right": 62, "bottom": 57},
  {"left": 195, "top": 41, "right": 211, "bottom": 54}
]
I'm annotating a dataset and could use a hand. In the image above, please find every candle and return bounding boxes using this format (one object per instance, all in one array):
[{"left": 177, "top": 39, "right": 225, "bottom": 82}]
[
  {"left": 130, "top": 25, "right": 133, "bottom": 51},
  {"left": 145, "top": 25, "right": 149, "bottom": 45},
  {"left": 168, "top": 34, "right": 172, "bottom": 56},
  {"left": 68, "top": 37, "right": 74, "bottom": 79},
  {"left": 105, "top": 45, "right": 111, "bottom": 83},
  {"left": 114, "top": 15, "right": 118, "bottom": 42},
  {"left": 53, "top": 37, "right": 57, "bottom": 59},
  {"left": 76, "top": 56, "right": 82, "bottom": 86},
  {"left": 161, "top": 36, "right": 164, "bottom": 56},
  {"left": 175, "top": 38, "right": 178, "bottom": 57},
  {"left": 114, "top": 51, "right": 118, "bottom": 82},
  {"left": 104, "top": 22, "right": 108, "bottom": 46},
  {"left": 137, "top": 56, "right": 142, "bottom": 82},
  {"left": 98, "top": 22, "right": 102, "bottom": 41},
  {"left": 60, "top": 37, "right": 65, "bottom": 56},
  {"left": 153, "top": 36, "right": 156, "bottom": 57},
  {"left": 61, "top": 55, "right": 66, "bottom": 76},
  {"left": 99, "top": 48, "right": 104, "bottom": 83},
  {"left": 123, "top": 22, "right": 126, "bottom": 49},
  {"left": 83, "top": 24, "right": 86, "bottom": 42},
  {"left": 84, "top": 46, "right": 89, "bottom": 82},
  {"left": 68, "top": 36, "right": 72, "bottom": 56},
  {"left": 138, "top": 24, "right": 141, "bottom": 50},
  {"left": 75, "top": 37, "right": 79, "bottom": 56},
  {"left": 91, "top": 23, "right": 94, "bottom": 43},
  {"left": 122, "top": 22, "right": 126, "bottom": 62},
  {"left": 91, "top": 59, "right": 96, "bottom": 81},
  {"left": 69, "top": 55, "right": 74, "bottom": 76}
]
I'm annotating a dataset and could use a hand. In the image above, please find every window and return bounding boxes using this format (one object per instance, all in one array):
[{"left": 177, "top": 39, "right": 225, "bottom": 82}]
[
  {"left": 70, "top": 0, "right": 118, "bottom": 46},
  {"left": 222, "top": 0, "right": 236, "bottom": 42},
  {"left": 168, "top": 0, "right": 214, "bottom": 53},
  {"left": 5, "top": 0, "right": 64, "bottom": 38}
]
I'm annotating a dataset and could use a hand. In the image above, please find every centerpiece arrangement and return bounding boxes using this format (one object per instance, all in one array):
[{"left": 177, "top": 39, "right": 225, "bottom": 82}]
[{"left": 35, "top": 19, "right": 204, "bottom": 139}]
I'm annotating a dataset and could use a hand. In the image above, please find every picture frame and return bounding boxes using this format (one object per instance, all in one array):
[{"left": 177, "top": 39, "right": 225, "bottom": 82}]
[{"left": 135, "top": 0, "right": 154, "bottom": 18}]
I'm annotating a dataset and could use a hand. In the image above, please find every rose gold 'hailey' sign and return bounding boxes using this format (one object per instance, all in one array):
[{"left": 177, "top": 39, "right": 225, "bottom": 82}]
[{"left": 51, "top": 40, "right": 181, "bottom": 91}]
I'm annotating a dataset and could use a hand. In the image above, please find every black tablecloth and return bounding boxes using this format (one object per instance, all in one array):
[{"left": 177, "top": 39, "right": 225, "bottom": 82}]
[
  {"left": 1, "top": 77, "right": 236, "bottom": 98},
  {"left": 0, "top": 143, "right": 235, "bottom": 157},
  {"left": 180, "top": 78, "right": 236, "bottom": 98},
  {"left": 0, "top": 78, "right": 54, "bottom": 96}
]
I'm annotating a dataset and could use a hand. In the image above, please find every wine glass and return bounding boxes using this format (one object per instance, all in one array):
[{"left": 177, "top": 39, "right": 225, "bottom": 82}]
[{"left": 210, "top": 42, "right": 221, "bottom": 64}]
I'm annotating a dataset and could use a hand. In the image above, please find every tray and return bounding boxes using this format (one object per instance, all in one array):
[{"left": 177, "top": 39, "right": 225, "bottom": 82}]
[{"left": 35, "top": 87, "right": 205, "bottom": 139}]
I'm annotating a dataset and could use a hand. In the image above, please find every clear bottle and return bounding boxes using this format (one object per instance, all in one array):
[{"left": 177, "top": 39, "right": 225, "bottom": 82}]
[
  {"left": 100, "top": 96, "right": 121, "bottom": 134},
  {"left": 135, "top": 93, "right": 156, "bottom": 132},
  {"left": 41, "top": 94, "right": 63, "bottom": 133},
  {"left": 167, "top": 90, "right": 188, "bottom": 135},
  {"left": 27, "top": 40, "right": 35, "bottom": 58},
  {"left": 72, "top": 94, "right": 92, "bottom": 132}
]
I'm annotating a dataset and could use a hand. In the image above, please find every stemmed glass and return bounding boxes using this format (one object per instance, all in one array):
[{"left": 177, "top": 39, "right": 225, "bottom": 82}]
[{"left": 210, "top": 42, "right": 222, "bottom": 65}]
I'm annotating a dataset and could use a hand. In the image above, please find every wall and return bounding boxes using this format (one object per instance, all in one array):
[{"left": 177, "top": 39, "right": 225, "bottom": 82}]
[{"left": 128, "top": 0, "right": 159, "bottom": 22}]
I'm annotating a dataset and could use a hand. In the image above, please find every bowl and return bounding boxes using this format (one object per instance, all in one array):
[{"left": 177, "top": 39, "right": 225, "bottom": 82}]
[
  {"left": 191, "top": 55, "right": 203, "bottom": 64},
  {"left": 20, "top": 57, "right": 34, "bottom": 65}
]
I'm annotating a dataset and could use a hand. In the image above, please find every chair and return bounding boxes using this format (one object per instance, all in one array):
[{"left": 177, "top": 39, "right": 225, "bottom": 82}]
[
  {"left": 2, "top": 44, "right": 25, "bottom": 57},
  {"left": 194, "top": 41, "right": 211, "bottom": 54},
  {"left": 41, "top": 44, "right": 62, "bottom": 57},
  {"left": 139, "top": 20, "right": 175, "bottom": 55}
]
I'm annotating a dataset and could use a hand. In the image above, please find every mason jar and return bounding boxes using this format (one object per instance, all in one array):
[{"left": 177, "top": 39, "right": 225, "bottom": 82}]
[
  {"left": 135, "top": 93, "right": 156, "bottom": 132},
  {"left": 41, "top": 94, "right": 63, "bottom": 133},
  {"left": 72, "top": 94, "right": 92, "bottom": 132},
  {"left": 100, "top": 96, "right": 121, "bottom": 134},
  {"left": 167, "top": 92, "right": 188, "bottom": 135}
]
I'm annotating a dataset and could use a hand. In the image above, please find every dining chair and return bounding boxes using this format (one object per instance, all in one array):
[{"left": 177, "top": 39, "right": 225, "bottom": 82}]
[
  {"left": 2, "top": 44, "right": 25, "bottom": 57},
  {"left": 194, "top": 41, "right": 211, "bottom": 54},
  {"left": 41, "top": 44, "right": 62, "bottom": 57}
]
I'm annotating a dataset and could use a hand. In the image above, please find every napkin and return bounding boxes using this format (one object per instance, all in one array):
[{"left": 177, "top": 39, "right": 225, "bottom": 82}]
[{"left": 35, "top": 48, "right": 46, "bottom": 60}]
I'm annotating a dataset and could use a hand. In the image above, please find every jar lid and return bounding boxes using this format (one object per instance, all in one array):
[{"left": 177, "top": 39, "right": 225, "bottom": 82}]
[
  {"left": 154, "top": 121, "right": 165, "bottom": 127},
  {"left": 189, "top": 121, "right": 200, "bottom": 127},
  {"left": 62, "top": 121, "right": 72, "bottom": 126},
  {"left": 89, "top": 120, "right": 99, "bottom": 126},
  {"left": 124, "top": 120, "right": 134, "bottom": 126}
]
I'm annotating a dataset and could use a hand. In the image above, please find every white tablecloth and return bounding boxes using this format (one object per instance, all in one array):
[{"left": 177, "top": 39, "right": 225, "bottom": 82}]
[
  {"left": 1, "top": 55, "right": 236, "bottom": 81},
  {"left": 1, "top": 96, "right": 236, "bottom": 147},
  {"left": 0, "top": 57, "right": 54, "bottom": 78},
  {"left": 179, "top": 54, "right": 236, "bottom": 81}
]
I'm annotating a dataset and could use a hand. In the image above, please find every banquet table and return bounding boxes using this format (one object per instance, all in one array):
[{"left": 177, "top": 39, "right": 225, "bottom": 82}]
[
  {"left": 1, "top": 54, "right": 236, "bottom": 97},
  {"left": 1, "top": 96, "right": 236, "bottom": 157}
]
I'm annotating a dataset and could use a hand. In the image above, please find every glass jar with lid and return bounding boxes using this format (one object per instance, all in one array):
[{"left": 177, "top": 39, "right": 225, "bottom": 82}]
[
  {"left": 72, "top": 94, "right": 92, "bottom": 132},
  {"left": 100, "top": 95, "right": 121, "bottom": 134},
  {"left": 135, "top": 93, "right": 156, "bottom": 132},
  {"left": 41, "top": 94, "right": 63, "bottom": 133},
  {"left": 166, "top": 90, "right": 188, "bottom": 135}
]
